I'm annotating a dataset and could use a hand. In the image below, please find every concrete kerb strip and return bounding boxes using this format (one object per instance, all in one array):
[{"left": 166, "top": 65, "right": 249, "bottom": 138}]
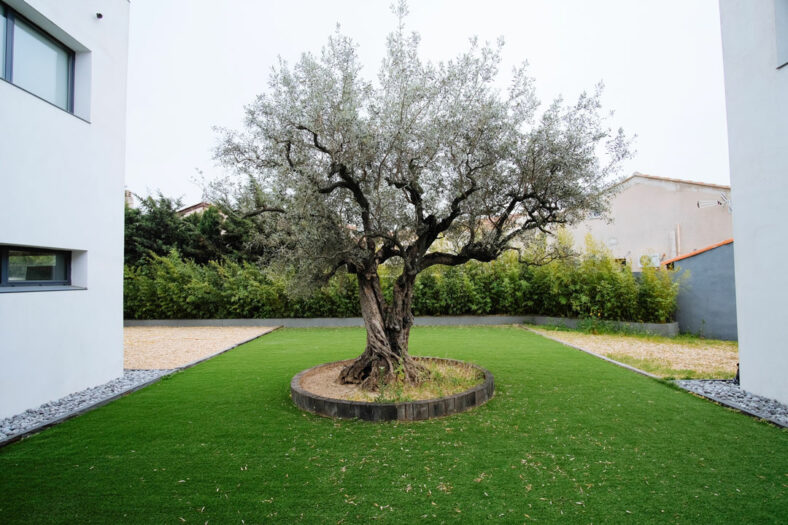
[
  {"left": 0, "top": 327, "right": 283, "bottom": 449},
  {"left": 124, "top": 315, "right": 533, "bottom": 328},
  {"left": 0, "top": 373, "right": 172, "bottom": 449},
  {"left": 6, "top": 321, "right": 777, "bottom": 447},
  {"left": 124, "top": 316, "right": 678, "bottom": 335},
  {"left": 522, "top": 326, "right": 661, "bottom": 380},
  {"left": 524, "top": 327, "right": 786, "bottom": 429}
]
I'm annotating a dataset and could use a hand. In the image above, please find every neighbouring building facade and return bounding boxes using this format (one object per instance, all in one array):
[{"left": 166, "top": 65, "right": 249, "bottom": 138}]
[
  {"left": 567, "top": 173, "right": 733, "bottom": 270},
  {"left": 0, "top": 1, "right": 130, "bottom": 419},
  {"left": 719, "top": 0, "right": 788, "bottom": 404}
]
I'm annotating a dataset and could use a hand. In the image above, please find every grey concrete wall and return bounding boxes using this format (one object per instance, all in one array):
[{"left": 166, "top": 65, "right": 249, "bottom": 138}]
[
  {"left": 125, "top": 315, "right": 678, "bottom": 336},
  {"left": 124, "top": 315, "right": 531, "bottom": 328},
  {"left": 674, "top": 242, "right": 737, "bottom": 340},
  {"left": 521, "top": 315, "right": 679, "bottom": 337}
]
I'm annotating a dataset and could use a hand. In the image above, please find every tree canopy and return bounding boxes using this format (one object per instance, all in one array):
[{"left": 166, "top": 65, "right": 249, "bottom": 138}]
[
  {"left": 213, "top": 3, "right": 630, "bottom": 387},
  {"left": 124, "top": 194, "right": 265, "bottom": 267}
]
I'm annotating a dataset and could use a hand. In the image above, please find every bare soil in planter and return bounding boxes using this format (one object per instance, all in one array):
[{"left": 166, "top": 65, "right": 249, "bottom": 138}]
[{"left": 299, "top": 357, "right": 485, "bottom": 403}]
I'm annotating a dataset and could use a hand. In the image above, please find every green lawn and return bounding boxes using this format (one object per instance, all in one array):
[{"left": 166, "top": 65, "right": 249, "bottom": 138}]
[{"left": 1, "top": 326, "right": 786, "bottom": 523}]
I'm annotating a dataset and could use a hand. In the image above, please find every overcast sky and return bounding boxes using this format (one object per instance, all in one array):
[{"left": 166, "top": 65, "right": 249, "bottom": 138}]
[{"left": 125, "top": 0, "right": 730, "bottom": 206}]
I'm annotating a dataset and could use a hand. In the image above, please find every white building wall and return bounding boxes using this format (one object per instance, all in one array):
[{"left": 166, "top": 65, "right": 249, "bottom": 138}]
[
  {"left": 0, "top": 1, "right": 129, "bottom": 418},
  {"left": 719, "top": 0, "right": 788, "bottom": 404}
]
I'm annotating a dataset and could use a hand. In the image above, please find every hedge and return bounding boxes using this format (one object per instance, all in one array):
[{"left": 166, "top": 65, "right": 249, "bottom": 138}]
[{"left": 124, "top": 247, "right": 680, "bottom": 323}]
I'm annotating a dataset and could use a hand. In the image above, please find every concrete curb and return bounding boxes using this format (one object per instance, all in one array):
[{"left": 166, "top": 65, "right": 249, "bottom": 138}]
[
  {"left": 522, "top": 326, "right": 661, "bottom": 380},
  {"left": 0, "top": 327, "right": 281, "bottom": 449},
  {"left": 124, "top": 315, "right": 678, "bottom": 336},
  {"left": 521, "top": 315, "right": 679, "bottom": 337},
  {"left": 124, "top": 315, "right": 531, "bottom": 328}
]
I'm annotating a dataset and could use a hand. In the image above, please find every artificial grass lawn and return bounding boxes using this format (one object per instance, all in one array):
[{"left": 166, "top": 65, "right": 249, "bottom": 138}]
[{"left": 1, "top": 327, "right": 786, "bottom": 524}]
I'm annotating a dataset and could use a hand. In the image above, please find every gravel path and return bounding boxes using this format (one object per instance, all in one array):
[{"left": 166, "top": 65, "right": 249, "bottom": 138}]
[
  {"left": 124, "top": 326, "right": 276, "bottom": 369},
  {"left": 527, "top": 326, "right": 738, "bottom": 378},
  {"left": 676, "top": 380, "right": 788, "bottom": 428},
  {"left": 0, "top": 369, "right": 173, "bottom": 443}
]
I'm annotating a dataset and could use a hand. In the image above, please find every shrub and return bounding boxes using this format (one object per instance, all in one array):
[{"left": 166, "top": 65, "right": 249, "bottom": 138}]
[{"left": 124, "top": 239, "right": 681, "bottom": 323}]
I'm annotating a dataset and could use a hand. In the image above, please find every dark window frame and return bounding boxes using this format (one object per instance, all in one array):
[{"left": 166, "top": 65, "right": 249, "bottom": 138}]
[
  {"left": 0, "top": 246, "right": 72, "bottom": 287},
  {"left": 0, "top": 2, "right": 75, "bottom": 113},
  {"left": 778, "top": 0, "right": 788, "bottom": 69}
]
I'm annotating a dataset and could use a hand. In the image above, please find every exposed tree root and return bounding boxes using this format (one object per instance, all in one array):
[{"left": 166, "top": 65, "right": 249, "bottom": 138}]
[{"left": 339, "top": 350, "right": 428, "bottom": 391}]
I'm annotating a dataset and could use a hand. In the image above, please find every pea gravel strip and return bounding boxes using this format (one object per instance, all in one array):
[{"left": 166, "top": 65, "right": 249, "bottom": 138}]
[{"left": 0, "top": 369, "right": 174, "bottom": 446}]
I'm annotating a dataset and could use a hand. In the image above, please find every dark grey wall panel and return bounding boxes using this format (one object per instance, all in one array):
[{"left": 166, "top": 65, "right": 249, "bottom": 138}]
[{"left": 675, "top": 242, "right": 737, "bottom": 340}]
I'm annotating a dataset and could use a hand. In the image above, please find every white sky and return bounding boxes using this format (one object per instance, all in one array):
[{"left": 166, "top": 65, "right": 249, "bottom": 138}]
[{"left": 125, "top": 0, "right": 730, "bottom": 205}]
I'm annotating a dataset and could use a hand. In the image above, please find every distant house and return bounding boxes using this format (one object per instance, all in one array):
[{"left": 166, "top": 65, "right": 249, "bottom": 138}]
[
  {"left": 125, "top": 190, "right": 135, "bottom": 208},
  {"left": 662, "top": 239, "right": 737, "bottom": 340},
  {"left": 0, "top": 1, "right": 129, "bottom": 419},
  {"left": 177, "top": 202, "right": 214, "bottom": 218},
  {"left": 567, "top": 173, "right": 733, "bottom": 270}
]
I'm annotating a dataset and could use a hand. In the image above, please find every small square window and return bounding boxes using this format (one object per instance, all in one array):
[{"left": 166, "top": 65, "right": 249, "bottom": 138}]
[{"left": 1, "top": 246, "right": 71, "bottom": 286}]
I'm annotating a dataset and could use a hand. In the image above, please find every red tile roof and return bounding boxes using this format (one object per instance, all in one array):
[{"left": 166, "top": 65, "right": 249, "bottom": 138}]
[{"left": 661, "top": 238, "right": 734, "bottom": 266}]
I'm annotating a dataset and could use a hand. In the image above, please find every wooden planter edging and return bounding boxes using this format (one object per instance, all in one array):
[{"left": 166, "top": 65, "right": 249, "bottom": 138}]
[{"left": 291, "top": 357, "right": 494, "bottom": 422}]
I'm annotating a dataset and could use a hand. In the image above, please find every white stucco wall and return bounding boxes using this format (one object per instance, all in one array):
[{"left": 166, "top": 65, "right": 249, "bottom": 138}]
[
  {"left": 0, "top": 1, "right": 129, "bottom": 419},
  {"left": 720, "top": 0, "right": 788, "bottom": 404}
]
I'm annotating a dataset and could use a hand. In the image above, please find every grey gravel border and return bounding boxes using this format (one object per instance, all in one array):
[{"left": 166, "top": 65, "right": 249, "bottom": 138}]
[
  {"left": 676, "top": 380, "right": 788, "bottom": 428},
  {"left": 524, "top": 326, "right": 788, "bottom": 428},
  {"left": 0, "top": 327, "right": 280, "bottom": 448},
  {"left": 0, "top": 369, "right": 173, "bottom": 446}
]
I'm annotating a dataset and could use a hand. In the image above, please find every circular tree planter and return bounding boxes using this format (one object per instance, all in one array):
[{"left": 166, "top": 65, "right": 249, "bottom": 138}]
[{"left": 291, "top": 357, "right": 494, "bottom": 421}]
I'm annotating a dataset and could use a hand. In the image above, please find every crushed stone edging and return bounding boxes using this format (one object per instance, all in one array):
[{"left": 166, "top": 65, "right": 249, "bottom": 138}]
[{"left": 676, "top": 380, "right": 787, "bottom": 428}]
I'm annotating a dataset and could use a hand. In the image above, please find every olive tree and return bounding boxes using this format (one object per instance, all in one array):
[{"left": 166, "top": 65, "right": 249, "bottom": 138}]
[{"left": 214, "top": 4, "right": 629, "bottom": 388}]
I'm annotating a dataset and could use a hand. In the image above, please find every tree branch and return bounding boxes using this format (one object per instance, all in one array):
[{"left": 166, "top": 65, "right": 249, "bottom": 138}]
[{"left": 242, "top": 206, "right": 286, "bottom": 218}]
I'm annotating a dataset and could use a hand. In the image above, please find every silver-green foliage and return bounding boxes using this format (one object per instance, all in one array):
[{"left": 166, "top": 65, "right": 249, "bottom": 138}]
[{"left": 213, "top": 2, "right": 631, "bottom": 287}]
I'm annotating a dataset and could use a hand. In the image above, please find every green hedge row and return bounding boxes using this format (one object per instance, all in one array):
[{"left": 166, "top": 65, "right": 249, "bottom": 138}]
[{"left": 124, "top": 248, "right": 680, "bottom": 323}]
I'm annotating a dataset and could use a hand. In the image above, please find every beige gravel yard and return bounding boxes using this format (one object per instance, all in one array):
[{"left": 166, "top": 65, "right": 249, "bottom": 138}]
[
  {"left": 526, "top": 326, "right": 738, "bottom": 379},
  {"left": 124, "top": 326, "right": 278, "bottom": 369}
]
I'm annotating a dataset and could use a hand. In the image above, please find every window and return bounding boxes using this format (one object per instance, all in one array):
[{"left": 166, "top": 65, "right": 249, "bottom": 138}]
[
  {"left": 0, "top": 246, "right": 71, "bottom": 287},
  {"left": 778, "top": 0, "right": 788, "bottom": 69},
  {"left": 0, "top": 6, "right": 6, "bottom": 75},
  {"left": 0, "top": 2, "right": 74, "bottom": 112}
]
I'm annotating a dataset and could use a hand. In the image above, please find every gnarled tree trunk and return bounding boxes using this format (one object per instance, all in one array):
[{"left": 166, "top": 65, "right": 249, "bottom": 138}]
[{"left": 338, "top": 268, "right": 427, "bottom": 390}]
